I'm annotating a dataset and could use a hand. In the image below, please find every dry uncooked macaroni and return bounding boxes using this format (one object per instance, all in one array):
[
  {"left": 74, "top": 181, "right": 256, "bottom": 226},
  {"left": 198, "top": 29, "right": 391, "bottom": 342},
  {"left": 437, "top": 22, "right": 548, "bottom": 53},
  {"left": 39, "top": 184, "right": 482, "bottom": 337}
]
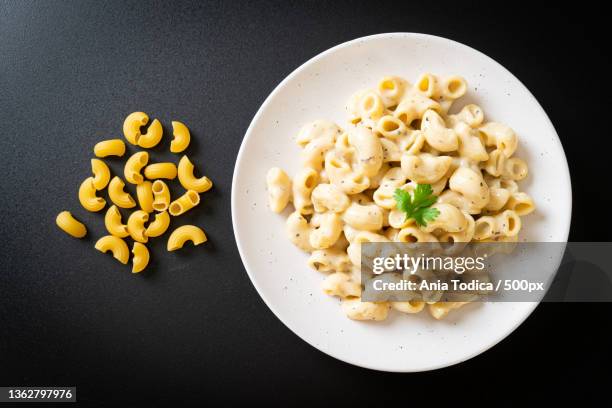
[
  {"left": 177, "top": 155, "right": 213, "bottom": 193},
  {"left": 144, "top": 162, "right": 178, "bottom": 180},
  {"left": 266, "top": 74, "right": 535, "bottom": 321},
  {"left": 171, "top": 121, "right": 191, "bottom": 153},
  {"left": 167, "top": 225, "right": 207, "bottom": 251},
  {"left": 56, "top": 211, "right": 87, "bottom": 238},
  {"left": 94, "top": 139, "right": 126, "bottom": 158},
  {"left": 56, "top": 112, "right": 213, "bottom": 273}
]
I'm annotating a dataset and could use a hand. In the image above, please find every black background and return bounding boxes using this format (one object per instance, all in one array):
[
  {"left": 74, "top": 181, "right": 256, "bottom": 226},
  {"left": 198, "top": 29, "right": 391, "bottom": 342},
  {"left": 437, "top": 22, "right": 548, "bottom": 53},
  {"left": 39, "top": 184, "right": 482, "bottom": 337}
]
[{"left": 1, "top": 0, "right": 610, "bottom": 406}]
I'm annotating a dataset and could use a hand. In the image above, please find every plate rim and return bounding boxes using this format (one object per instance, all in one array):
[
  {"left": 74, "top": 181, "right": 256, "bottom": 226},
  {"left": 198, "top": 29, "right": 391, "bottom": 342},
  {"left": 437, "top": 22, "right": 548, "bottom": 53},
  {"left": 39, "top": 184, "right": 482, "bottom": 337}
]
[{"left": 231, "top": 32, "right": 572, "bottom": 372}]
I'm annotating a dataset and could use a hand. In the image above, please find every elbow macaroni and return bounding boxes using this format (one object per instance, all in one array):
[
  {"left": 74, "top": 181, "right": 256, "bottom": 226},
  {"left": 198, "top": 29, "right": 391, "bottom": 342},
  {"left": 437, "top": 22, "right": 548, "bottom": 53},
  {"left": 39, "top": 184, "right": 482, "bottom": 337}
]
[
  {"left": 136, "top": 181, "right": 154, "bottom": 213},
  {"left": 169, "top": 190, "right": 200, "bottom": 216},
  {"left": 151, "top": 180, "right": 171, "bottom": 212},
  {"left": 91, "top": 159, "right": 111, "bottom": 190},
  {"left": 104, "top": 205, "right": 129, "bottom": 238},
  {"left": 177, "top": 155, "right": 213, "bottom": 193},
  {"left": 108, "top": 176, "right": 136, "bottom": 208},
  {"left": 145, "top": 211, "right": 170, "bottom": 237},
  {"left": 266, "top": 167, "right": 292, "bottom": 213},
  {"left": 171, "top": 121, "right": 191, "bottom": 153},
  {"left": 127, "top": 210, "right": 149, "bottom": 243},
  {"left": 123, "top": 112, "right": 149, "bottom": 145},
  {"left": 266, "top": 73, "right": 536, "bottom": 321},
  {"left": 56, "top": 211, "right": 87, "bottom": 238},
  {"left": 131, "top": 242, "right": 150, "bottom": 273},
  {"left": 123, "top": 112, "right": 163, "bottom": 148},
  {"left": 79, "top": 177, "right": 106, "bottom": 212},
  {"left": 124, "top": 151, "right": 149, "bottom": 185},
  {"left": 95, "top": 235, "right": 130, "bottom": 265},
  {"left": 167, "top": 225, "right": 207, "bottom": 251},
  {"left": 94, "top": 139, "right": 126, "bottom": 158},
  {"left": 144, "top": 162, "right": 178, "bottom": 180}
]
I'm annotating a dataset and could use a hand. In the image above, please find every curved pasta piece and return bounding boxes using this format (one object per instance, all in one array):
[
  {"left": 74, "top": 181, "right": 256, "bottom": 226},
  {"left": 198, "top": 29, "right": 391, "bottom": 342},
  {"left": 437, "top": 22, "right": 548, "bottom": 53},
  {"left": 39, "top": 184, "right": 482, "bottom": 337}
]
[
  {"left": 438, "top": 211, "right": 475, "bottom": 244},
  {"left": 449, "top": 167, "right": 490, "bottom": 209},
  {"left": 177, "top": 156, "right": 213, "bottom": 193},
  {"left": 496, "top": 210, "right": 521, "bottom": 237},
  {"left": 144, "top": 162, "right": 178, "bottom": 180},
  {"left": 503, "top": 157, "right": 528, "bottom": 181},
  {"left": 167, "top": 225, "right": 207, "bottom": 251},
  {"left": 483, "top": 148, "right": 506, "bottom": 177},
  {"left": 324, "top": 151, "right": 370, "bottom": 195},
  {"left": 322, "top": 272, "right": 361, "bottom": 298},
  {"left": 123, "top": 112, "right": 149, "bottom": 145},
  {"left": 94, "top": 139, "right": 126, "bottom": 158},
  {"left": 169, "top": 190, "right": 200, "bottom": 216},
  {"left": 124, "top": 151, "right": 149, "bottom": 185},
  {"left": 421, "top": 109, "right": 458, "bottom": 152},
  {"left": 478, "top": 122, "right": 518, "bottom": 157},
  {"left": 56, "top": 211, "right": 87, "bottom": 238},
  {"left": 286, "top": 211, "right": 314, "bottom": 252},
  {"left": 454, "top": 122, "right": 489, "bottom": 162},
  {"left": 440, "top": 75, "right": 467, "bottom": 100},
  {"left": 486, "top": 185, "right": 511, "bottom": 212},
  {"left": 342, "top": 202, "right": 383, "bottom": 231},
  {"left": 300, "top": 134, "right": 335, "bottom": 171},
  {"left": 91, "top": 159, "right": 111, "bottom": 190},
  {"left": 108, "top": 176, "right": 136, "bottom": 208},
  {"left": 376, "top": 115, "right": 406, "bottom": 140},
  {"left": 341, "top": 298, "right": 389, "bottom": 321},
  {"left": 309, "top": 212, "right": 342, "bottom": 249},
  {"left": 170, "top": 121, "right": 191, "bottom": 153},
  {"left": 266, "top": 167, "right": 292, "bottom": 213},
  {"left": 421, "top": 203, "right": 468, "bottom": 233},
  {"left": 505, "top": 192, "right": 535, "bottom": 216},
  {"left": 373, "top": 167, "right": 408, "bottom": 209},
  {"left": 127, "top": 210, "right": 149, "bottom": 243},
  {"left": 448, "top": 104, "right": 484, "bottom": 128},
  {"left": 348, "top": 126, "right": 383, "bottom": 177},
  {"left": 308, "top": 249, "right": 351, "bottom": 273},
  {"left": 474, "top": 216, "right": 496, "bottom": 240},
  {"left": 377, "top": 76, "right": 408, "bottom": 107},
  {"left": 394, "top": 88, "right": 441, "bottom": 127},
  {"left": 415, "top": 73, "right": 439, "bottom": 98},
  {"left": 145, "top": 211, "right": 170, "bottom": 237},
  {"left": 131, "top": 242, "right": 150, "bottom": 273},
  {"left": 137, "top": 119, "right": 163, "bottom": 148},
  {"left": 356, "top": 90, "right": 385, "bottom": 127},
  {"left": 152, "top": 180, "right": 171, "bottom": 211},
  {"left": 136, "top": 181, "right": 154, "bottom": 213},
  {"left": 95, "top": 235, "right": 129, "bottom": 265},
  {"left": 79, "top": 177, "right": 106, "bottom": 212},
  {"left": 292, "top": 167, "right": 319, "bottom": 215},
  {"left": 311, "top": 183, "right": 349, "bottom": 213},
  {"left": 401, "top": 153, "right": 452, "bottom": 184},
  {"left": 104, "top": 205, "right": 129, "bottom": 238},
  {"left": 296, "top": 120, "right": 341, "bottom": 147}
]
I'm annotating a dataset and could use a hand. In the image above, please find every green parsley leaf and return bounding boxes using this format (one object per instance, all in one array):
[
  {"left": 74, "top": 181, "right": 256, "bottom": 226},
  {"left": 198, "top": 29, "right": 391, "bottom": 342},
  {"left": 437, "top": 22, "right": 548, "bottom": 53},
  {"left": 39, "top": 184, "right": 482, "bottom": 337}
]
[
  {"left": 394, "top": 184, "right": 440, "bottom": 227},
  {"left": 412, "top": 206, "right": 440, "bottom": 227}
]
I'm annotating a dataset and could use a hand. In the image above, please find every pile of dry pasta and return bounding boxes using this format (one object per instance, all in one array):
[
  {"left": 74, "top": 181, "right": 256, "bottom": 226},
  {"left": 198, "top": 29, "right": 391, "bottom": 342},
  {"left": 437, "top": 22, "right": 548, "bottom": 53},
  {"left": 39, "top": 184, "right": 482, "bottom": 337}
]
[{"left": 55, "top": 112, "right": 212, "bottom": 273}]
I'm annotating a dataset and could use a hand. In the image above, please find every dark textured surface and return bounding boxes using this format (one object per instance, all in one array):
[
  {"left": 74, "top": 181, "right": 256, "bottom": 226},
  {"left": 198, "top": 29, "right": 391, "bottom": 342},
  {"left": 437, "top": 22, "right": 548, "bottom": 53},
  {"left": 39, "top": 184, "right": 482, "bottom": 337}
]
[{"left": 0, "top": 0, "right": 610, "bottom": 405}]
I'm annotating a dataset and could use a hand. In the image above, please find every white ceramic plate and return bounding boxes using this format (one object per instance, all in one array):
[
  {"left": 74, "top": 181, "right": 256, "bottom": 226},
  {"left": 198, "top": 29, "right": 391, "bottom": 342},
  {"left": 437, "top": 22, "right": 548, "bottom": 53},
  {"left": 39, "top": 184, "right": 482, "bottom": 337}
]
[{"left": 232, "top": 33, "right": 571, "bottom": 372}]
